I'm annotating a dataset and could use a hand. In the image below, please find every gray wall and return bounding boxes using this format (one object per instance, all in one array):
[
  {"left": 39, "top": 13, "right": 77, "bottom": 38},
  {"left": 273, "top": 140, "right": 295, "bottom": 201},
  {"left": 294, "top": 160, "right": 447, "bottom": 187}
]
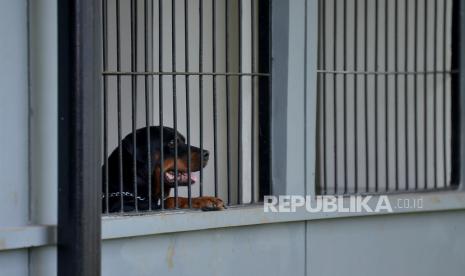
[{"left": 0, "top": 1, "right": 464, "bottom": 276}]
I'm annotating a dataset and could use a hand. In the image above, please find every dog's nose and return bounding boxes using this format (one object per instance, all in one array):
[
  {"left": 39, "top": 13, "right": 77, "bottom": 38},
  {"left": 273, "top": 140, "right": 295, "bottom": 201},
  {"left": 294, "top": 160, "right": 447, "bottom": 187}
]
[{"left": 202, "top": 150, "right": 210, "bottom": 160}]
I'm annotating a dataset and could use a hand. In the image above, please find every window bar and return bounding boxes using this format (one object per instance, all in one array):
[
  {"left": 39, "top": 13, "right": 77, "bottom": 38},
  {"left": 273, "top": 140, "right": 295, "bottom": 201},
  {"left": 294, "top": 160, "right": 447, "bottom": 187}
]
[
  {"left": 116, "top": 0, "right": 124, "bottom": 212},
  {"left": 394, "top": 0, "right": 396, "bottom": 191},
  {"left": 414, "top": 0, "right": 419, "bottom": 190},
  {"left": 404, "top": 0, "right": 409, "bottom": 190},
  {"left": 172, "top": 0, "right": 179, "bottom": 208},
  {"left": 158, "top": 0, "right": 165, "bottom": 210},
  {"left": 443, "top": 0, "right": 448, "bottom": 186},
  {"left": 353, "top": 0, "right": 358, "bottom": 193},
  {"left": 374, "top": 0, "right": 379, "bottom": 192},
  {"left": 212, "top": 0, "right": 219, "bottom": 198},
  {"left": 364, "top": 0, "right": 369, "bottom": 192},
  {"left": 333, "top": 0, "right": 338, "bottom": 194},
  {"left": 184, "top": 0, "right": 192, "bottom": 208},
  {"left": 199, "top": 0, "right": 204, "bottom": 197},
  {"left": 226, "top": 0, "right": 232, "bottom": 205},
  {"left": 238, "top": 0, "right": 243, "bottom": 204},
  {"left": 131, "top": 0, "right": 139, "bottom": 211},
  {"left": 423, "top": 0, "right": 428, "bottom": 190},
  {"left": 322, "top": 0, "right": 327, "bottom": 195},
  {"left": 433, "top": 0, "right": 438, "bottom": 188},
  {"left": 384, "top": 0, "right": 389, "bottom": 192},
  {"left": 251, "top": 0, "right": 255, "bottom": 203},
  {"left": 144, "top": 0, "right": 152, "bottom": 211},
  {"left": 394, "top": 0, "right": 399, "bottom": 191},
  {"left": 103, "top": 0, "right": 109, "bottom": 213},
  {"left": 343, "top": 0, "right": 348, "bottom": 194}
]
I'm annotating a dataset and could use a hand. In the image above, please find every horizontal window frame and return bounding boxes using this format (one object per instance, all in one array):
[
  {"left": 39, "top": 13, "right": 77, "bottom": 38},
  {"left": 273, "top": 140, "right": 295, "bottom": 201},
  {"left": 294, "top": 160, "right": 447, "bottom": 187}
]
[{"left": 3, "top": 189, "right": 465, "bottom": 251}]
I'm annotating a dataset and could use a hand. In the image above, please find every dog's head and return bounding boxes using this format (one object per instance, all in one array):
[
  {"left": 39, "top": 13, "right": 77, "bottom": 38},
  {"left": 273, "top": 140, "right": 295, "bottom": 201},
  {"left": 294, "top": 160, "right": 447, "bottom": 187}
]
[{"left": 122, "top": 126, "right": 209, "bottom": 189}]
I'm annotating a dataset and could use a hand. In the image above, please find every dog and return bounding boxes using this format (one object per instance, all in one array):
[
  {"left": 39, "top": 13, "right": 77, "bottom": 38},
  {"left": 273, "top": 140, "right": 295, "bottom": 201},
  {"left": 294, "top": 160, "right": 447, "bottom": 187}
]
[{"left": 102, "top": 126, "right": 225, "bottom": 213}]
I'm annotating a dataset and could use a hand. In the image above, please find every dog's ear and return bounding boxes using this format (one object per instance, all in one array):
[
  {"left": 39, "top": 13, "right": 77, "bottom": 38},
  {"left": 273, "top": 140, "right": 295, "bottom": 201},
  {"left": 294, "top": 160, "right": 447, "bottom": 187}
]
[
  {"left": 122, "top": 130, "right": 159, "bottom": 165},
  {"left": 122, "top": 132, "right": 148, "bottom": 164}
]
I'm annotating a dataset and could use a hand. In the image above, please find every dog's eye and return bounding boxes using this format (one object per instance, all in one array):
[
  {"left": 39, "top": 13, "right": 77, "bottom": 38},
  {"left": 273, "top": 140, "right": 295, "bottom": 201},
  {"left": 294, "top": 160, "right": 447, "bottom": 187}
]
[{"left": 168, "top": 140, "right": 176, "bottom": 148}]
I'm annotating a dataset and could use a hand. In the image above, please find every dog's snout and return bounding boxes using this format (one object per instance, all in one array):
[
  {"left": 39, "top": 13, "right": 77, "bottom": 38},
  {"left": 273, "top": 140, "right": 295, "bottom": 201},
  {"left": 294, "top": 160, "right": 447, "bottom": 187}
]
[{"left": 202, "top": 150, "right": 210, "bottom": 160}]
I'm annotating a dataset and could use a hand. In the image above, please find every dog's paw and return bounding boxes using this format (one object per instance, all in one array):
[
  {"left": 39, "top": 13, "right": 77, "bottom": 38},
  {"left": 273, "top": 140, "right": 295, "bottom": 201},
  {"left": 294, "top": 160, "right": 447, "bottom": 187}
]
[{"left": 194, "top": 197, "right": 226, "bottom": 211}]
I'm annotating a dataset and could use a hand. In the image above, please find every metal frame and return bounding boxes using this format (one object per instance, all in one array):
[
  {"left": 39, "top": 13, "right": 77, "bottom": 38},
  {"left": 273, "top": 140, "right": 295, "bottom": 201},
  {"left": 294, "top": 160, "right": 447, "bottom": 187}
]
[
  {"left": 58, "top": 0, "right": 102, "bottom": 274},
  {"left": 316, "top": 0, "right": 461, "bottom": 195}
]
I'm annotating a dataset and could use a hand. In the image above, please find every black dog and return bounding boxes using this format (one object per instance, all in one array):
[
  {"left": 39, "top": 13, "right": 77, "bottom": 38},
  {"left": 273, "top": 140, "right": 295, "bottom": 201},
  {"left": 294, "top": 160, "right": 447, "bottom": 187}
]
[{"left": 102, "top": 126, "right": 225, "bottom": 213}]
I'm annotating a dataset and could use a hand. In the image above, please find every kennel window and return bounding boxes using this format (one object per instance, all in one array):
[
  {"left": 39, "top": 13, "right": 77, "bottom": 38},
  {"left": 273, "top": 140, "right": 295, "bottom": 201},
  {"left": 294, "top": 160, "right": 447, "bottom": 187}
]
[
  {"left": 101, "top": 0, "right": 271, "bottom": 214},
  {"left": 317, "top": 0, "right": 460, "bottom": 195}
]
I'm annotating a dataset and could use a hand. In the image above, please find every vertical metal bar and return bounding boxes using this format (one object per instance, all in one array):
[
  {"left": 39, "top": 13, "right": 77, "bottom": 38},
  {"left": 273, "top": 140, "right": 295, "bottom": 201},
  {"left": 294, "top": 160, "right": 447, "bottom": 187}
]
[
  {"left": 116, "top": 0, "right": 124, "bottom": 211},
  {"left": 58, "top": 0, "right": 101, "bottom": 272},
  {"left": 212, "top": 0, "right": 219, "bottom": 198},
  {"left": 199, "top": 0, "right": 204, "bottom": 197},
  {"left": 144, "top": 0, "right": 152, "bottom": 211},
  {"left": 159, "top": 0, "right": 165, "bottom": 210},
  {"left": 404, "top": 0, "right": 409, "bottom": 190},
  {"left": 384, "top": 0, "right": 389, "bottom": 192},
  {"left": 184, "top": 0, "right": 192, "bottom": 208},
  {"left": 333, "top": 0, "right": 338, "bottom": 194},
  {"left": 102, "top": 0, "right": 109, "bottom": 213},
  {"left": 322, "top": 0, "right": 327, "bottom": 194},
  {"left": 414, "top": 0, "right": 419, "bottom": 190},
  {"left": 131, "top": 0, "right": 139, "bottom": 212},
  {"left": 250, "top": 0, "right": 255, "bottom": 202},
  {"left": 226, "top": 0, "right": 232, "bottom": 204},
  {"left": 343, "top": 0, "right": 348, "bottom": 194},
  {"left": 353, "top": 0, "right": 358, "bottom": 194},
  {"left": 433, "top": 0, "right": 438, "bottom": 188},
  {"left": 374, "top": 0, "right": 379, "bottom": 192},
  {"left": 394, "top": 0, "right": 399, "bottom": 191},
  {"left": 364, "top": 0, "right": 369, "bottom": 192},
  {"left": 172, "top": 0, "right": 179, "bottom": 208},
  {"left": 238, "top": 0, "right": 243, "bottom": 204},
  {"left": 424, "top": 0, "right": 428, "bottom": 189},
  {"left": 443, "top": 0, "right": 448, "bottom": 186}
]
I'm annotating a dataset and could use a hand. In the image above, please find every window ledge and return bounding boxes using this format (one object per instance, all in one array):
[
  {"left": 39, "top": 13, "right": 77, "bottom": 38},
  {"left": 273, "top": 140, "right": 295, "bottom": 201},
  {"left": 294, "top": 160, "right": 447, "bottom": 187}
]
[
  {"left": 1, "top": 191, "right": 464, "bottom": 251},
  {"left": 102, "top": 190, "right": 465, "bottom": 240}
]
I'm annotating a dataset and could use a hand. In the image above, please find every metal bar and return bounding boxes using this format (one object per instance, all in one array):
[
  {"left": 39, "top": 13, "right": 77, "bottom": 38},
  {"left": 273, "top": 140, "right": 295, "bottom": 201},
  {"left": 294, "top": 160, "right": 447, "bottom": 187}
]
[
  {"left": 159, "top": 0, "right": 165, "bottom": 210},
  {"left": 433, "top": 0, "right": 438, "bottom": 188},
  {"left": 443, "top": 0, "right": 448, "bottom": 186},
  {"left": 238, "top": 0, "right": 243, "bottom": 204},
  {"left": 258, "top": 0, "right": 272, "bottom": 199},
  {"left": 374, "top": 0, "right": 379, "bottom": 192},
  {"left": 57, "top": 0, "right": 101, "bottom": 273},
  {"left": 404, "top": 0, "right": 409, "bottom": 190},
  {"left": 364, "top": 0, "right": 369, "bottom": 192},
  {"left": 144, "top": 0, "right": 152, "bottom": 211},
  {"left": 102, "top": 0, "right": 109, "bottom": 213},
  {"left": 131, "top": 0, "right": 138, "bottom": 212},
  {"left": 226, "top": 0, "right": 231, "bottom": 205},
  {"left": 213, "top": 0, "right": 219, "bottom": 197},
  {"left": 199, "top": 0, "right": 204, "bottom": 197},
  {"left": 414, "top": 0, "right": 419, "bottom": 190},
  {"left": 184, "top": 0, "right": 192, "bottom": 208},
  {"left": 353, "top": 0, "right": 358, "bottom": 193},
  {"left": 394, "top": 0, "right": 399, "bottom": 191},
  {"left": 102, "top": 71, "right": 271, "bottom": 76},
  {"left": 343, "top": 0, "right": 348, "bottom": 194},
  {"left": 322, "top": 0, "right": 327, "bottom": 194},
  {"left": 424, "top": 0, "right": 428, "bottom": 189},
  {"left": 333, "top": 0, "right": 338, "bottom": 194},
  {"left": 450, "top": 0, "right": 463, "bottom": 186},
  {"left": 250, "top": 0, "right": 255, "bottom": 202},
  {"left": 172, "top": 0, "right": 179, "bottom": 208},
  {"left": 116, "top": 0, "right": 124, "bottom": 211},
  {"left": 384, "top": 0, "right": 389, "bottom": 192},
  {"left": 315, "top": 70, "right": 457, "bottom": 75}
]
